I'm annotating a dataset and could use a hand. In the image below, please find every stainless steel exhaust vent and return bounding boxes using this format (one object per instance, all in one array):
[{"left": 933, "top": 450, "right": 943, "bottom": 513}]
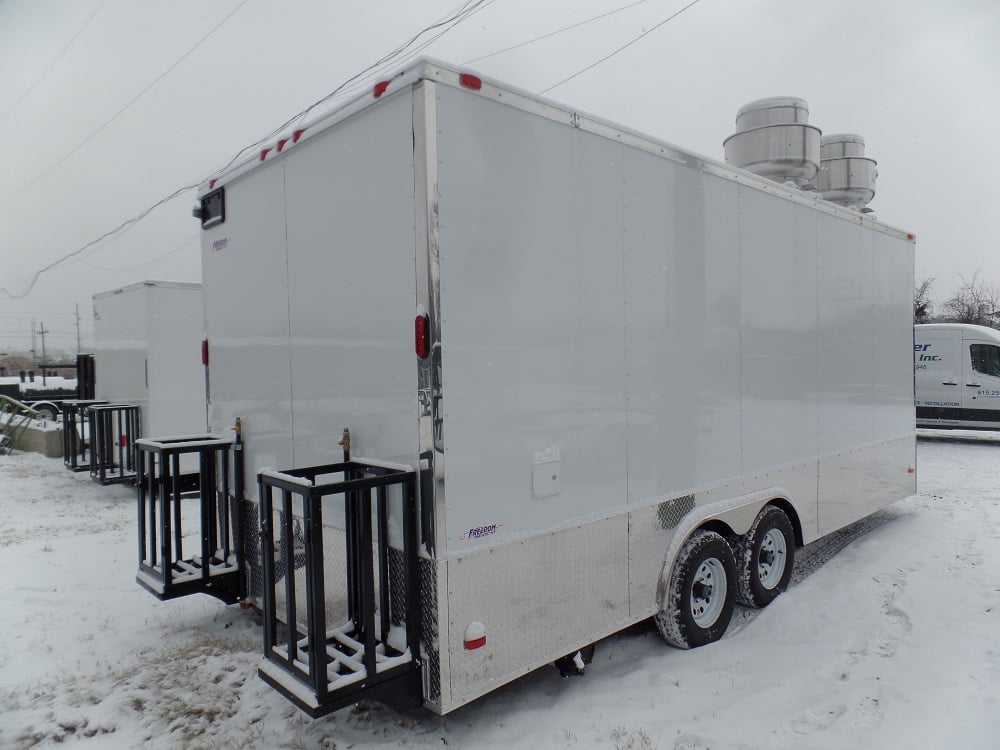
[
  {"left": 818, "top": 134, "right": 877, "bottom": 211},
  {"left": 723, "top": 97, "right": 821, "bottom": 188}
]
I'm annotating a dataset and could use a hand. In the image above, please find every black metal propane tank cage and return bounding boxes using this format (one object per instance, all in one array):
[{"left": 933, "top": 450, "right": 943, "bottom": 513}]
[{"left": 132, "top": 425, "right": 423, "bottom": 717}]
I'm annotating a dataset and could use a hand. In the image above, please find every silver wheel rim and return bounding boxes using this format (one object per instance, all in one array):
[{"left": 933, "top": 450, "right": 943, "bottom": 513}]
[
  {"left": 757, "top": 528, "right": 787, "bottom": 590},
  {"left": 690, "top": 557, "right": 727, "bottom": 627}
]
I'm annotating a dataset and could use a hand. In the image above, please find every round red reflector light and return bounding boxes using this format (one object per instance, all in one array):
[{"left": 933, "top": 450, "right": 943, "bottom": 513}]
[
  {"left": 373, "top": 80, "right": 390, "bottom": 98},
  {"left": 459, "top": 73, "right": 482, "bottom": 91}
]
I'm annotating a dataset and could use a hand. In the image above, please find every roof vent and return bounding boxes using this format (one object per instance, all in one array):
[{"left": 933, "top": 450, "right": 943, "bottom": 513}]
[
  {"left": 818, "top": 134, "right": 877, "bottom": 212},
  {"left": 723, "top": 97, "right": 821, "bottom": 188}
]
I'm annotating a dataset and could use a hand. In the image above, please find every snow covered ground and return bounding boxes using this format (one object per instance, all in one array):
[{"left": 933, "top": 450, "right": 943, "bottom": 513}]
[
  {"left": 0, "top": 375, "right": 77, "bottom": 393},
  {"left": 1, "top": 437, "right": 998, "bottom": 749}
]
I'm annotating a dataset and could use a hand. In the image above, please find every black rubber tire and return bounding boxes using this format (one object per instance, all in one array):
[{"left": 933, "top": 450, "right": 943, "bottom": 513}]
[
  {"left": 655, "top": 530, "right": 737, "bottom": 649},
  {"left": 32, "top": 403, "right": 58, "bottom": 421},
  {"left": 736, "top": 505, "right": 795, "bottom": 608}
]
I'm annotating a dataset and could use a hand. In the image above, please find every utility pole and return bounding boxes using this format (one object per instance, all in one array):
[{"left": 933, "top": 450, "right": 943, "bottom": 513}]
[
  {"left": 75, "top": 303, "right": 81, "bottom": 356},
  {"left": 30, "top": 317, "right": 36, "bottom": 363},
  {"left": 38, "top": 321, "right": 49, "bottom": 385}
]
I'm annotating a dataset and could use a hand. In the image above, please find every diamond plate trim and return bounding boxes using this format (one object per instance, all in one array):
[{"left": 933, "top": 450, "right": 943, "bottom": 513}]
[{"left": 657, "top": 494, "right": 695, "bottom": 529}]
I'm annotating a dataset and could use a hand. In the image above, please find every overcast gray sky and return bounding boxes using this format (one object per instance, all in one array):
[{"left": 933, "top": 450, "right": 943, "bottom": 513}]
[{"left": 1, "top": 0, "right": 997, "bottom": 355}]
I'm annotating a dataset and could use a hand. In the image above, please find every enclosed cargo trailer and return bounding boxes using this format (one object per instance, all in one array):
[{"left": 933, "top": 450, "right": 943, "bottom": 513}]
[
  {"left": 93, "top": 280, "right": 206, "bottom": 437},
  {"left": 92, "top": 281, "right": 206, "bottom": 482},
  {"left": 142, "top": 60, "right": 916, "bottom": 717}
]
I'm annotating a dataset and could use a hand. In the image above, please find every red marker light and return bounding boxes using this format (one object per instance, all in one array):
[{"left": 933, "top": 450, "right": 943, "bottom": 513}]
[
  {"left": 373, "top": 80, "right": 390, "bottom": 98},
  {"left": 464, "top": 621, "right": 486, "bottom": 650},
  {"left": 201, "top": 339, "right": 209, "bottom": 366},
  {"left": 259, "top": 148, "right": 271, "bottom": 161},
  {"left": 415, "top": 313, "right": 430, "bottom": 359},
  {"left": 209, "top": 179, "right": 217, "bottom": 189},
  {"left": 292, "top": 129, "right": 305, "bottom": 143},
  {"left": 459, "top": 73, "right": 482, "bottom": 91},
  {"left": 277, "top": 138, "right": 289, "bottom": 152}
]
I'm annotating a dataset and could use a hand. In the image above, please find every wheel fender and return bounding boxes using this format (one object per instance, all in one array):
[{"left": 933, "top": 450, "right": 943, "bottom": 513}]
[{"left": 654, "top": 487, "right": 793, "bottom": 612}]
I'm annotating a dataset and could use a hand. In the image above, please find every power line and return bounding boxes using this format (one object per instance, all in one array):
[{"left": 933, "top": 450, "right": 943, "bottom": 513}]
[
  {"left": 0, "top": 0, "right": 110, "bottom": 127},
  {"left": 0, "top": 0, "right": 253, "bottom": 209},
  {"left": 463, "top": 0, "right": 657, "bottom": 65},
  {"left": 205, "top": 0, "right": 494, "bottom": 179},
  {"left": 541, "top": 0, "right": 705, "bottom": 94},
  {"left": 0, "top": 0, "right": 494, "bottom": 301},
  {"left": 78, "top": 233, "right": 199, "bottom": 272},
  {"left": 0, "top": 185, "right": 195, "bottom": 300}
]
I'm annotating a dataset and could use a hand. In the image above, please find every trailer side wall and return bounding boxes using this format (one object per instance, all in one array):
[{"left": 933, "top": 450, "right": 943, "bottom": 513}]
[{"left": 431, "top": 82, "right": 914, "bottom": 710}]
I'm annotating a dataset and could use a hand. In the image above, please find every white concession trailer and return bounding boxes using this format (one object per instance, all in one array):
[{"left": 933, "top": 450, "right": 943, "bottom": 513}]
[
  {"left": 93, "top": 280, "right": 206, "bottom": 431},
  {"left": 138, "top": 60, "right": 916, "bottom": 718}
]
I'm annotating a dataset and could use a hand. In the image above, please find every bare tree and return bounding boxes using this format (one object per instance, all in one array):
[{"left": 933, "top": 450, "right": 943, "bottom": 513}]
[
  {"left": 914, "top": 277, "right": 934, "bottom": 324},
  {"left": 941, "top": 270, "right": 1000, "bottom": 328}
]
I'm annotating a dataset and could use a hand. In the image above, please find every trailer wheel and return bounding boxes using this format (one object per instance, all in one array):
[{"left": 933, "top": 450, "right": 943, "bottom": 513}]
[
  {"left": 736, "top": 505, "right": 795, "bottom": 608},
  {"left": 31, "top": 402, "right": 59, "bottom": 421},
  {"left": 655, "top": 530, "right": 736, "bottom": 649}
]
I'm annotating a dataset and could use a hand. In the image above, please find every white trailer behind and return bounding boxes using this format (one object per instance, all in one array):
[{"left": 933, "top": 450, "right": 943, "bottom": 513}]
[
  {"left": 93, "top": 280, "right": 206, "bottom": 436},
  {"left": 147, "top": 60, "right": 915, "bottom": 717}
]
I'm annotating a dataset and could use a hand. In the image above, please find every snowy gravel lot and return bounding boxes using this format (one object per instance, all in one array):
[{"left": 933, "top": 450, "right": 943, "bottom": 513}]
[{"left": 1, "top": 436, "right": 998, "bottom": 749}]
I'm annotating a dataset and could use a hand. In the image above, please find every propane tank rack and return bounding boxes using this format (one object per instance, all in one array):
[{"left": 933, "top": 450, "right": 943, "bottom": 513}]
[
  {"left": 136, "top": 434, "right": 245, "bottom": 604},
  {"left": 89, "top": 403, "right": 140, "bottom": 484},
  {"left": 61, "top": 400, "right": 107, "bottom": 472},
  {"left": 257, "top": 459, "right": 422, "bottom": 718}
]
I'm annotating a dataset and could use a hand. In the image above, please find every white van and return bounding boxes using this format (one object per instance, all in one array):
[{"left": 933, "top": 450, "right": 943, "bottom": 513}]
[{"left": 915, "top": 323, "right": 1000, "bottom": 429}]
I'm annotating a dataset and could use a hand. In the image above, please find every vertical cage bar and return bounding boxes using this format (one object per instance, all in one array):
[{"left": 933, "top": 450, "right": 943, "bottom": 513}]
[
  {"left": 305, "top": 490, "right": 327, "bottom": 698},
  {"left": 376, "top": 485, "right": 390, "bottom": 643},
  {"left": 359, "top": 487, "right": 377, "bottom": 679},
  {"left": 115, "top": 409, "right": 124, "bottom": 474},
  {"left": 232, "top": 440, "right": 245, "bottom": 599},
  {"left": 200, "top": 449, "right": 213, "bottom": 578},
  {"left": 220, "top": 448, "right": 231, "bottom": 561},
  {"left": 281, "top": 489, "right": 297, "bottom": 669},
  {"left": 159, "top": 450, "right": 172, "bottom": 588},
  {"left": 403, "top": 479, "right": 420, "bottom": 657},
  {"left": 171, "top": 453, "right": 183, "bottom": 563},
  {"left": 147, "top": 454, "right": 158, "bottom": 568},
  {"left": 137, "top": 448, "right": 147, "bottom": 565},
  {"left": 259, "top": 478, "right": 277, "bottom": 657}
]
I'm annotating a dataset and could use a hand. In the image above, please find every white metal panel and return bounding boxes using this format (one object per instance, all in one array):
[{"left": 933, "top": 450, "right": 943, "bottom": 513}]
[
  {"left": 435, "top": 85, "right": 629, "bottom": 554},
  {"left": 817, "top": 218, "right": 876, "bottom": 452},
  {"left": 872, "top": 230, "right": 916, "bottom": 439},
  {"left": 145, "top": 283, "right": 206, "bottom": 436},
  {"left": 282, "top": 91, "right": 418, "bottom": 468},
  {"left": 440, "top": 513, "right": 630, "bottom": 712},
  {"left": 201, "top": 164, "right": 293, "bottom": 492},
  {"left": 818, "top": 435, "right": 914, "bottom": 535},
  {"left": 737, "top": 186, "right": 820, "bottom": 472},
  {"left": 93, "top": 285, "right": 149, "bottom": 409},
  {"left": 623, "top": 157, "right": 742, "bottom": 506}
]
